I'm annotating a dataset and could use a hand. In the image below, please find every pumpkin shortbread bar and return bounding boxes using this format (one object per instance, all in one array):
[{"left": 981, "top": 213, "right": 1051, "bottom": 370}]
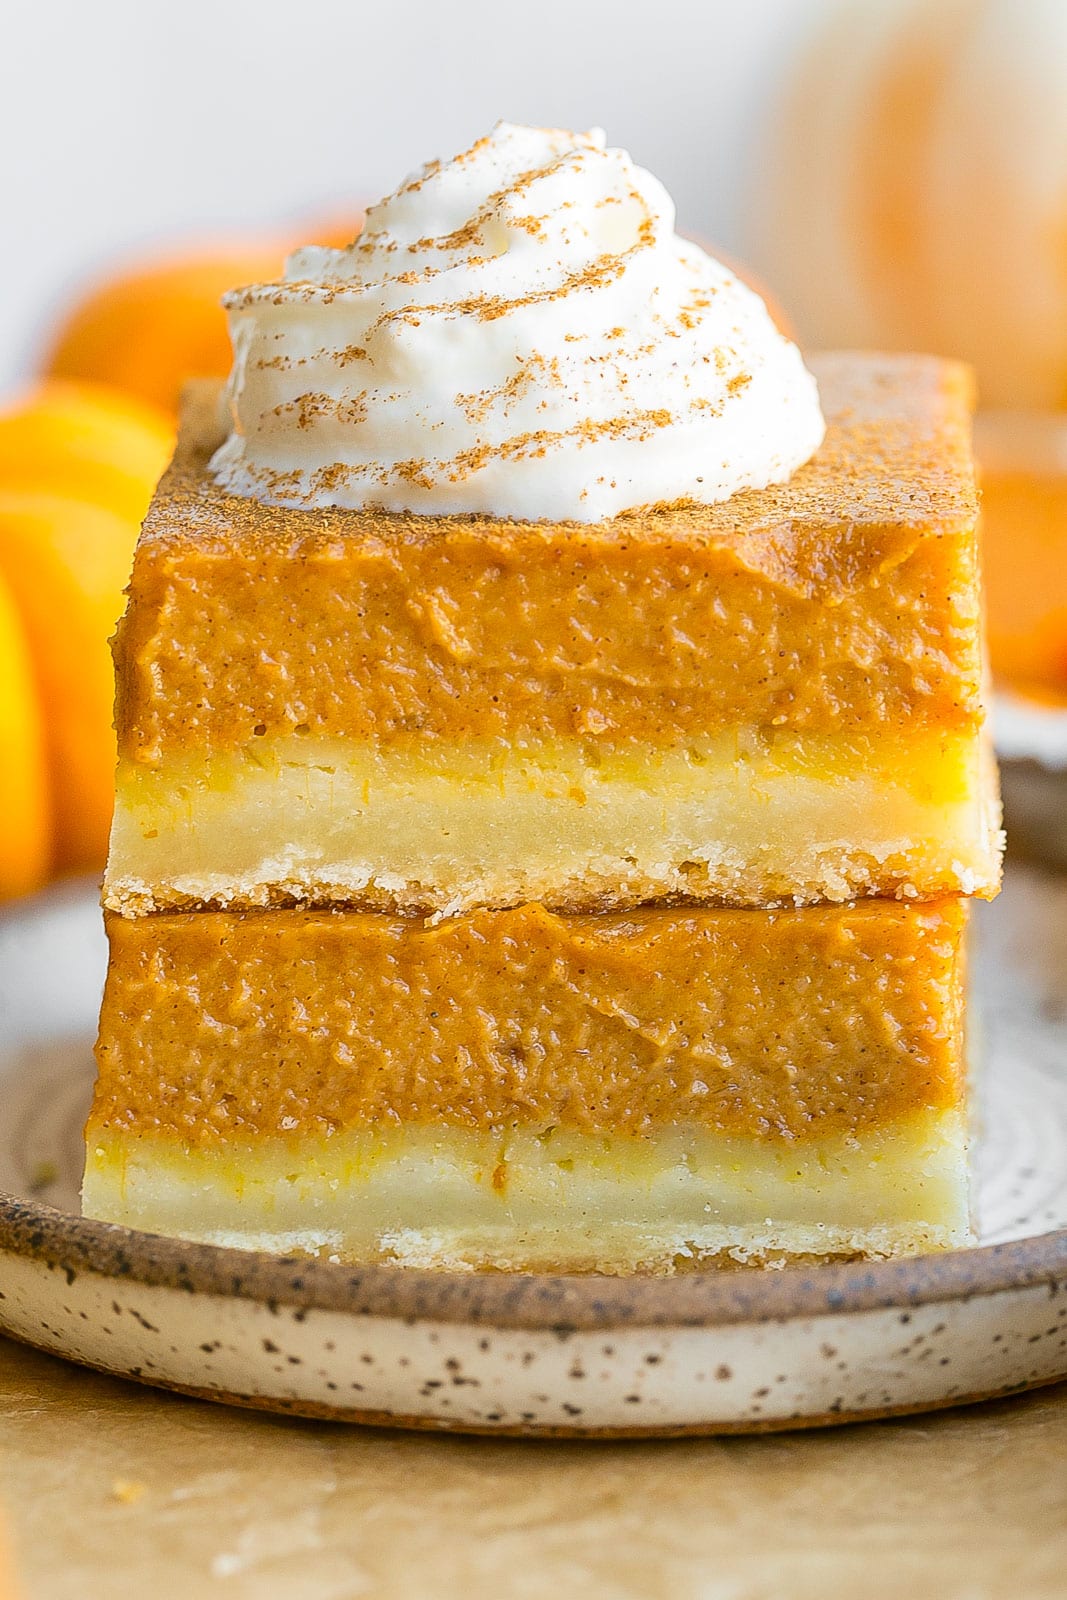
[
  {"left": 104, "top": 352, "right": 1001, "bottom": 919},
  {"left": 85, "top": 895, "right": 971, "bottom": 1271}
]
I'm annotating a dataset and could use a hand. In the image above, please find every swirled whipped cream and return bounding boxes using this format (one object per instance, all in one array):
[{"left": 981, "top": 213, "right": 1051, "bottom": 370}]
[{"left": 210, "top": 123, "right": 825, "bottom": 522}]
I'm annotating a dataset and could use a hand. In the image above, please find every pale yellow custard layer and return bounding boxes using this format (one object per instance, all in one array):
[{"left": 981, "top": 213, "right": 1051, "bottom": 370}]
[
  {"left": 82, "top": 1114, "right": 971, "bottom": 1273},
  {"left": 105, "top": 727, "right": 1002, "bottom": 915}
]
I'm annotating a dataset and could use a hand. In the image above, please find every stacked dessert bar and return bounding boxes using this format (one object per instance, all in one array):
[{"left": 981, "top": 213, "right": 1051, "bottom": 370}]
[{"left": 86, "top": 126, "right": 1001, "bottom": 1272}]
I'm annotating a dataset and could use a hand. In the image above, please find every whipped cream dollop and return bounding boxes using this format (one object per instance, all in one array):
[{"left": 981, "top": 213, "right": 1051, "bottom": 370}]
[{"left": 210, "top": 123, "right": 825, "bottom": 522}]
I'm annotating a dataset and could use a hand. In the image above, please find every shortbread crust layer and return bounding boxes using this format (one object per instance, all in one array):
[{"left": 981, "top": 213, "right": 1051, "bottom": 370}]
[
  {"left": 106, "top": 726, "right": 1001, "bottom": 914},
  {"left": 82, "top": 1116, "right": 971, "bottom": 1272},
  {"left": 87, "top": 897, "right": 970, "bottom": 1268}
]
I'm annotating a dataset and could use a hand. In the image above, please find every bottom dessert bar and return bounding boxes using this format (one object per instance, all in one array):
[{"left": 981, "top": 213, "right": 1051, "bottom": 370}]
[{"left": 86, "top": 898, "right": 972, "bottom": 1273}]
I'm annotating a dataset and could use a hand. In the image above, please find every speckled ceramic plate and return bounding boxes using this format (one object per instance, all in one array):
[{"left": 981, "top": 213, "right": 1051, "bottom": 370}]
[{"left": 0, "top": 869, "right": 1065, "bottom": 1436}]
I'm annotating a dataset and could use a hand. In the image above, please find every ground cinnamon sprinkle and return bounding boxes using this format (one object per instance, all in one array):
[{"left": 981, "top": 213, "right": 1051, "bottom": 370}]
[
  {"left": 395, "top": 157, "right": 442, "bottom": 198},
  {"left": 398, "top": 162, "right": 588, "bottom": 257},
  {"left": 456, "top": 354, "right": 564, "bottom": 426},
  {"left": 388, "top": 457, "right": 437, "bottom": 489},
  {"left": 269, "top": 392, "right": 368, "bottom": 430},
  {"left": 445, "top": 408, "right": 676, "bottom": 483},
  {"left": 248, "top": 464, "right": 304, "bottom": 497},
  {"left": 364, "top": 242, "right": 637, "bottom": 337},
  {"left": 310, "top": 462, "right": 358, "bottom": 496},
  {"left": 409, "top": 214, "right": 487, "bottom": 253}
]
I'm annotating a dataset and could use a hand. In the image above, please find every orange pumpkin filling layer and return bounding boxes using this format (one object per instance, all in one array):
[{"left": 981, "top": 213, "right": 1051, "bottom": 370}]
[
  {"left": 117, "top": 354, "right": 981, "bottom": 759},
  {"left": 92, "top": 897, "right": 966, "bottom": 1146}
]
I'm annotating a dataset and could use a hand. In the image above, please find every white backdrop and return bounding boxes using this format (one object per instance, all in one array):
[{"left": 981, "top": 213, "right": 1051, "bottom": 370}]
[{"left": 1, "top": 0, "right": 828, "bottom": 389}]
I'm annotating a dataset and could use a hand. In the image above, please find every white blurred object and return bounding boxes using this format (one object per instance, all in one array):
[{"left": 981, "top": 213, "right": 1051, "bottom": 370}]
[
  {"left": 750, "top": 0, "right": 1067, "bottom": 409},
  {"left": 995, "top": 693, "right": 1067, "bottom": 771},
  {"left": 995, "top": 693, "right": 1067, "bottom": 868}
]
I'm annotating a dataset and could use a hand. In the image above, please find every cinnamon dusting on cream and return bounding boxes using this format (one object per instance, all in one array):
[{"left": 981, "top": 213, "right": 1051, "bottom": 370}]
[{"left": 210, "top": 122, "right": 824, "bottom": 521}]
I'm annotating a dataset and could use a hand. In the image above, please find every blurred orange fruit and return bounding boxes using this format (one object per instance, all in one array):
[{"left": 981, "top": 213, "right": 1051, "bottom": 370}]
[
  {"left": 0, "top": 567, "right": 50, "bottom": 898},
  {"left": 0, "top": 378, "right": 171, "bottom": 886},
  {"left": 976, "top": 412, "right": 1067, "bottom": 700},
  {"left": 43, "top": 215, "right": 363, "bottom": 416},
  {"left": 0, "top": 491, "right": 142, "bottom": 874},
  {"left": 0, "top": 381, "right": 172, "bottom": 524}
]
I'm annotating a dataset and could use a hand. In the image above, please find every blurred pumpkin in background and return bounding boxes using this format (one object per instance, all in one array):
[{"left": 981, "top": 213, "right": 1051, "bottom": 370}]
[
  {"left": 752, "top": 0, "right": 1067, "bottom": 702},
  {"left": 43, "top": 251, "right": 288, "bottom": 419},
  {"left": 0, "top": 568, "right": 49, "bottom": 900},
  {"left": 0, "top": 382, "right": 172, "bottom": 889},
  {"left": 752, "top": 0, "right": 1067, "bottom": 409},
  {"left": 0, "top": 381, "right": 172, "bottom": 522},
  {"left": 975, "top": 411, "right": 1067, "bottom": 702},
  {"left": 42, "top": 212, "right": 363, "bottom": 416}
]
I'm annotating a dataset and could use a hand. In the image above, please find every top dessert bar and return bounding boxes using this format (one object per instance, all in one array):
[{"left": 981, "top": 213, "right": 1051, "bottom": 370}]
[{"left": 105, "top": 351, "right": 1002, "bottom": 917}]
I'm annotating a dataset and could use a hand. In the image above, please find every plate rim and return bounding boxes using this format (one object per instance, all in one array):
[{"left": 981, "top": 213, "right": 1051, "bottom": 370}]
[{"left": 3, "top": 1192, "right": 1065, "bottom": 1331}]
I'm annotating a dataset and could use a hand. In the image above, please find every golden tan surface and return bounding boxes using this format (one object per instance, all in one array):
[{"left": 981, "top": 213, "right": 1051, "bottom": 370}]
[
  {"left": 92, "top": 897, "right": 967, "bottom": 1146},
  {"left": 115, "top": 353, "right": 982, "bottom": 765},
  {"left": 2, "top": 1335, "right": 1064, "bottom": 1600}
]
